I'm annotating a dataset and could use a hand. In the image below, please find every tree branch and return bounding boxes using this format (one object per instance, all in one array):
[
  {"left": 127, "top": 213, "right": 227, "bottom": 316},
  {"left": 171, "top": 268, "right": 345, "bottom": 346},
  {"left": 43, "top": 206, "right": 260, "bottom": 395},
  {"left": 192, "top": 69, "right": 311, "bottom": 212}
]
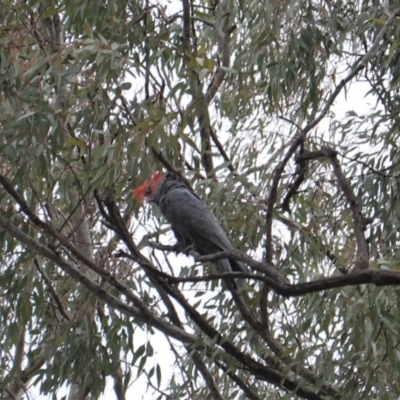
[
  {"left": 266, "top": 132, "right": 305, "bottom": 265},
  {"left": 205, "top": 0, "right": 233, "bottom": 103},
  {"left": 147, "top": 266, "right": 326, "bottom": 400},
  {"left": 326, "top": 149, "right": 369, "bottom": 269},
  {"left": 209, "top": 125, "right": 235, "bottom": 172},
  {"left": 181, "top": 0, "right": 191, "bottom": 65},
  {"left": 281, "top": 155, "right": 308, "bottom": 212},
  {"left": 167, "top": 262, "right": 400, "bottom": 296}
]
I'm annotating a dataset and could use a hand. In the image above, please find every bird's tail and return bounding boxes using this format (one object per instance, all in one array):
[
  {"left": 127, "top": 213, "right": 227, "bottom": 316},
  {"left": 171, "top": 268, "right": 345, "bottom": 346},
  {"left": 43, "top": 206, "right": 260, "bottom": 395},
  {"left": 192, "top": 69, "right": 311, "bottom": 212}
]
[
  {"left": 214, "top": 258, "right": 244, "bottom": 289},
  {"left": 229, "top": 258, "right": 246, "bottom": 272}
]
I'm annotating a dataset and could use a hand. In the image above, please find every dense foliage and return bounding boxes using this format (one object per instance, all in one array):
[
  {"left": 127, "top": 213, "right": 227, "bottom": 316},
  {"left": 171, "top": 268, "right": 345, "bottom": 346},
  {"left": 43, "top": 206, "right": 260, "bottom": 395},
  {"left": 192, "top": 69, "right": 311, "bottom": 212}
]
[{"left": 1, "top": 0, "right": 400, "bottom": 399}]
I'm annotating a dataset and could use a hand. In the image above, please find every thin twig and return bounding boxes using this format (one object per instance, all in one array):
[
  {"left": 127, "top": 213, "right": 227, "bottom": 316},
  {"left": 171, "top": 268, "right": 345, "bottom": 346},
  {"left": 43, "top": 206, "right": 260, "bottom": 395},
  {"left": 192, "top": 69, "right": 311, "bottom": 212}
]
[
  {"left": 209, "top": 126, "right": 235, "bottom": 172},
  {"left": 34, "top": 258, "right": 72, "bottom": 321}
]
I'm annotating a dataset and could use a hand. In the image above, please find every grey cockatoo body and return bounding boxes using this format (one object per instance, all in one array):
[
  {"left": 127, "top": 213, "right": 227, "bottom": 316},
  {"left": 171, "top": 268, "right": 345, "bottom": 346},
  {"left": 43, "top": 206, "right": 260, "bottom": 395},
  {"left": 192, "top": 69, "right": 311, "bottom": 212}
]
[{"left": 134, "top": 172, "right": 246, "bottom": 284}]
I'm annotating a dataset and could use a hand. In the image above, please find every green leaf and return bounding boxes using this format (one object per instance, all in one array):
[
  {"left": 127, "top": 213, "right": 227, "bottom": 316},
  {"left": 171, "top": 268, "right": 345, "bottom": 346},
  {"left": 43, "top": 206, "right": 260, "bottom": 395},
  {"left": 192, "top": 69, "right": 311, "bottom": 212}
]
[{"left": 22, "top": 57, "right": 50, "bottom": 88}]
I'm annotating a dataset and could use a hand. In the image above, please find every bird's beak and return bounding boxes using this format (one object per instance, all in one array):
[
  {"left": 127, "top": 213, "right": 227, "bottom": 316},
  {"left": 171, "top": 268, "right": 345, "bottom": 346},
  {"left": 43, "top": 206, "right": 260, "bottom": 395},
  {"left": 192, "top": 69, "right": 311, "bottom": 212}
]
[{"left": 146, "top": 194, "right": 155, "bottom": 203}]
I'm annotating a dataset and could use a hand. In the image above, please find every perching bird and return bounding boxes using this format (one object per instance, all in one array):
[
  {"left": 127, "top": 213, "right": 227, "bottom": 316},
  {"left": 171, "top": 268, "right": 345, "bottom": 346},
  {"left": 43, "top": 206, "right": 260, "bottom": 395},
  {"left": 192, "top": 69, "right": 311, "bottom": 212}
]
[{"left": 132, "top": 171, "right": 246, "bottom": 287}]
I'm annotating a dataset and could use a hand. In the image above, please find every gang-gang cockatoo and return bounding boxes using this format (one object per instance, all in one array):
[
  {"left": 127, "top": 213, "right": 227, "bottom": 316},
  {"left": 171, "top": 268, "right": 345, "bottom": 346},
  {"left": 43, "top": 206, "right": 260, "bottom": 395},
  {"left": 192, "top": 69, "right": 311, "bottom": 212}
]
[{"left": 132, "top": 171, "right": 246, "bottom": 287}]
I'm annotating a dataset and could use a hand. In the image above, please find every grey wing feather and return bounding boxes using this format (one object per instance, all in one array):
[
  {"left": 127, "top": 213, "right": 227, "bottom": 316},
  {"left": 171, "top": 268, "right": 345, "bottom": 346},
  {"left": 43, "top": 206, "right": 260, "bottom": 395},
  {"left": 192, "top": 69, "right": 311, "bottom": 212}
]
[
  {"left": 159, "top": 187, "right": 246, "bottom": 273},
  {"left": 159, "top": 188, "right": 232, "bottom": 249}
]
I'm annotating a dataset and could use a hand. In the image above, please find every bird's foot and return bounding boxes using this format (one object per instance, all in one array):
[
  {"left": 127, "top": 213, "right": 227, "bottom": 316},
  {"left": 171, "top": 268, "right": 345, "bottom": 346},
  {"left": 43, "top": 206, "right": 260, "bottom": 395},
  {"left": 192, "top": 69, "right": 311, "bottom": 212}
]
[
  {"left": 172, "top": 243, "right": 195, "bottom": 255},
  {"left": 182, "top": 244, "right": 196, "bottom": 255},
  {"left": 171, "top": 243, "right": 184, "bottom": 253}
]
